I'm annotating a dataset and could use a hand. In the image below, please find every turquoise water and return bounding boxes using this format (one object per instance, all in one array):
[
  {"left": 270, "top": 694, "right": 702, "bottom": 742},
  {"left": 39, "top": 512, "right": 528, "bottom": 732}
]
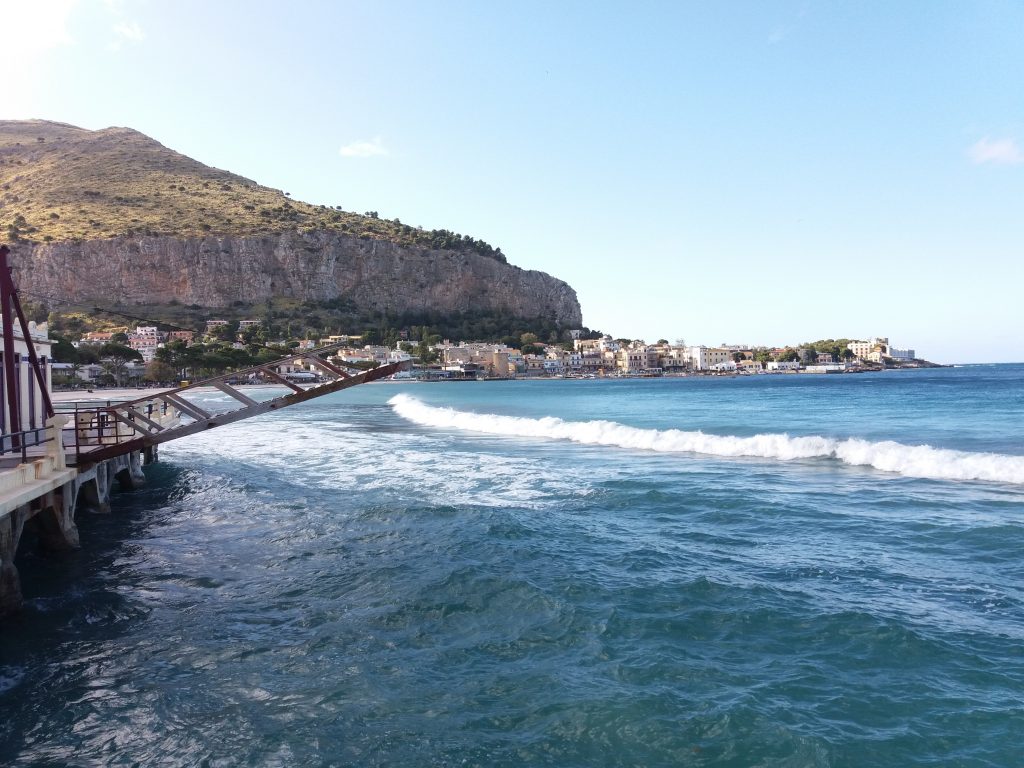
[{"left": 2, "top": 366, "right": 1023, "bottom": 766}]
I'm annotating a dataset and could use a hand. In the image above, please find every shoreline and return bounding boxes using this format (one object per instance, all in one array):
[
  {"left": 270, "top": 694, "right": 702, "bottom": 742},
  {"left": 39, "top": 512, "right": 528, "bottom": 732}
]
[{"left": 49, "top": 363, "right": 953, "bottom": 403}]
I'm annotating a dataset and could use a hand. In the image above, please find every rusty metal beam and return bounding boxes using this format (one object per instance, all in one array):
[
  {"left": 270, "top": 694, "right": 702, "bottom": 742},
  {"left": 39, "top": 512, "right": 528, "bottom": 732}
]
[
  {"left": 110, "top": 341, "right": 354, "bottom": 412},
  {"left": 75, "top": 360, "right": 406, "bottom": 465},
  {"left": 300, "top": 355, "right": 351, "bottom": 378},
  {"left": 160, "top": 393, "right": 211, "bottom": 420},
  {"left": 124, "top": 406, "right": 165, "bottom": 433},
  {"left": 106, "top": 409, "right": 149, "bottom": 436},
  {"left": 255, "top": 366, "right": 304, "bottom": 392},
  {"left": 211, "top": 380, "right": 259, "bottom": 407}
]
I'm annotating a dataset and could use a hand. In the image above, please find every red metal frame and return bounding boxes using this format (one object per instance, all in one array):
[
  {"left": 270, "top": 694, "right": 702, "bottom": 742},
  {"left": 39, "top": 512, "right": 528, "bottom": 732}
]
[{"left": 0, "top": 244, "right": 54, "bottom": 449}]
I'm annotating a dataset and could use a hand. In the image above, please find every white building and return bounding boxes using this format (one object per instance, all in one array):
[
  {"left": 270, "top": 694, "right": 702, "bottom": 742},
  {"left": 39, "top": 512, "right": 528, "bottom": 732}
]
[
  {"left": 128, "top": 326, "right": 162, "bottom": 363},
  {"left": 887, "top": 346, "right": 916, "bottom": 361},
  {"left": 847, "top": 338, "right": 915, "bottom": 362},
  {"left": 688, "top": 346, "right": 734, "bottom": 371}
]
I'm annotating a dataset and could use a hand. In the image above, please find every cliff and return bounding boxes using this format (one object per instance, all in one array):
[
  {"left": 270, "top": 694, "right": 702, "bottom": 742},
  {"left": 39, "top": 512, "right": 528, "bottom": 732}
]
[
  {"left": 14, "top": 231, "right": 582, "bottom": 325},
  {"left": 0, "top": 120, "right": 582, "bottom": 327}
]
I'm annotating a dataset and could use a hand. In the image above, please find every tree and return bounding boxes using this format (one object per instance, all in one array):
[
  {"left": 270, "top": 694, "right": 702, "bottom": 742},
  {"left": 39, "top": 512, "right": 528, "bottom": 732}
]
[
  {"left": 520, "top": 332, "right": 539, "bottom": 347},
  {"left": 99, "top": 343, "right": 142, "bottom": 386},
  {"left": 50, "top": 335, "right": 79, "bottom": 363},
  {"left": 144, "top": 359, "right": 177, "bottom": 383},
  {"left": 214, "top": 320, "right": 240, "bottom": 343}
]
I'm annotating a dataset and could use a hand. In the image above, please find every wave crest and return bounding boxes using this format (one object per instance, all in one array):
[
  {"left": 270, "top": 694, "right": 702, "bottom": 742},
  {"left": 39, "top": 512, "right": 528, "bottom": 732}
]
[{"left": 388, "top": 394, "right": 1024, "bottom": 485}]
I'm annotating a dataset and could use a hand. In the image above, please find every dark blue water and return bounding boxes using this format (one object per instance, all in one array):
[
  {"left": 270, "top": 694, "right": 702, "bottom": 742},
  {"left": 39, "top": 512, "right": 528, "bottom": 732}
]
[{"left": 2, "top": 366, "right": 1023, "bottom": 766}]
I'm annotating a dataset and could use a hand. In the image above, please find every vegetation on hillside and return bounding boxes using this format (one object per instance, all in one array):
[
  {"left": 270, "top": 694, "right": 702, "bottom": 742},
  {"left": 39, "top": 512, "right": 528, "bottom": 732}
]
[
  {"left": 0, "top": 120, "right": 505, "bottom": 261},
  {"left": 40, "top": 297, "right": 584, "bottom": 353}
]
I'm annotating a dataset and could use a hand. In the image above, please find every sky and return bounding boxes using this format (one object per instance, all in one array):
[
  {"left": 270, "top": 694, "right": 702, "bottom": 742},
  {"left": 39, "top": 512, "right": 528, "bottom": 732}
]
[{"left": 3, "top": 0, "right": 1022, "bottom": 363}]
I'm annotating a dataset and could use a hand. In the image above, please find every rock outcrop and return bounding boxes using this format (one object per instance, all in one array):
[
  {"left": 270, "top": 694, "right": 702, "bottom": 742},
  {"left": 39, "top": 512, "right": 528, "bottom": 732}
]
[
  {"left": 12, "top": 231, "right": 582, "bottom": 326},
  {"left": 1, "top": 119, "right": 583, "bottom": 327}
]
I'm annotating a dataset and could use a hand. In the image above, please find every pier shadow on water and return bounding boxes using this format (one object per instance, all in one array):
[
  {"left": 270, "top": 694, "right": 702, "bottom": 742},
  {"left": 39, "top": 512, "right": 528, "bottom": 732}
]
[{"left": 0, "top": 462, "right": 187, "bottom": 763}]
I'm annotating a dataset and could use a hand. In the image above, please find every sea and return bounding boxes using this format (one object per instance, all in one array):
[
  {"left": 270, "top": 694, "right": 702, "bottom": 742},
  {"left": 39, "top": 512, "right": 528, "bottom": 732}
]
[{"left": 2, "top": 365, "right": 1023, "bottom": 767}]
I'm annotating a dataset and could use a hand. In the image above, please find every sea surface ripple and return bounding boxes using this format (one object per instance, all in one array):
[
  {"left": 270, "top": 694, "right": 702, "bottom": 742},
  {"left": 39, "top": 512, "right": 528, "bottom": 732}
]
[{"left": 2, "top": 365, "right": 1023, "bottom": 766}]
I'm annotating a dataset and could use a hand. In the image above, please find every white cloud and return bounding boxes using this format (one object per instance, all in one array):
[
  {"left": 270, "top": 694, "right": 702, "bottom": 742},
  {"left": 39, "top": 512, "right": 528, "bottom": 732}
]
[
  {"left": 968, "top": 137, "right": 1023, "bottom": 166},
  {"left": 339, "top": 137, "right": 389, "bottom": 158},
  {"left": 112, "top": 20, "right": 144, "bottom": 42}
]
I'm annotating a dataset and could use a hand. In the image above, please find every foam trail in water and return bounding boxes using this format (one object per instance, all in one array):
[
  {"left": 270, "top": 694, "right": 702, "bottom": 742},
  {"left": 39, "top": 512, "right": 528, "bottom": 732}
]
[{"left": 388, "top": 394, "right": 1024, "bottom": 485}]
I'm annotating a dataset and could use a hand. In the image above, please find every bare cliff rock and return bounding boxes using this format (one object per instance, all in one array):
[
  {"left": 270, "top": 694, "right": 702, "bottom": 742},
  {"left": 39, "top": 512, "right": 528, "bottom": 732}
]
[
  {"left": 13, "top": 231, "right": 583, "bottom": 326},
  {"left": 1, "top": 119, "right": 583, "bottom": 327}
]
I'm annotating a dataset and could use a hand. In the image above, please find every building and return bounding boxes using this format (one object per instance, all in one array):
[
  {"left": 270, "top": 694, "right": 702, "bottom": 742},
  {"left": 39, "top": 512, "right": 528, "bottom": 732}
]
[
  {"left": 617, "top": 344, "right": 658, "bottom": 374},
  {"left": 766, "top": 361, "right": 801, "bottom": 371},
  {"left": 127, "top": 326, "right": 162, "bottom": 363},
  {"left": 167, "top": 330, "right": 195, "bottom": 345},
  {"left": 688, "top": 346, "right": 734, "bottom": 371},
  {"left": 848, "top": 339, "right": 877, "bottom": 359},
  {"left": 658, "top": 346, "right": 691, "bottom": 373},
  {"left": 0, "top": 320, "right": 53, "bottom": 432},
  {"left": 887, "top": 346, "right": 916, "bottom": 361},
  {"left": 847, "top": 337, "right": 915, "bottom": 362}
]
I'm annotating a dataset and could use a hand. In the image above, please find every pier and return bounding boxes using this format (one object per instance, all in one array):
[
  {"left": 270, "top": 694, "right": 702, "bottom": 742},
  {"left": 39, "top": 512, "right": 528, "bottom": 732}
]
[{"left": 0, "top": 245, "right": 406, "bottom": 615}]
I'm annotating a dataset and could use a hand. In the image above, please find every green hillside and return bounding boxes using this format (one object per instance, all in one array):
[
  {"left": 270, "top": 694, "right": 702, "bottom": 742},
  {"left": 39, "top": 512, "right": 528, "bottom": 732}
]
[{"left": 0, "top": 120, "right": 504, "bottom": 260}]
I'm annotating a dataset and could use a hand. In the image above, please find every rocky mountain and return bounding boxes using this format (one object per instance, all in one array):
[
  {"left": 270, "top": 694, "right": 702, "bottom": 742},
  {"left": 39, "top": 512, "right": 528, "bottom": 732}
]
[{"left": 0, "top": 120, "right": 582, "bottom": 327}]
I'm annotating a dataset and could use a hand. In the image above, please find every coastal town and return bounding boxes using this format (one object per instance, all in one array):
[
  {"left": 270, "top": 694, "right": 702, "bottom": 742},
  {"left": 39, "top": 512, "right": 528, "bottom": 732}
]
[{"left": 48, "top": 316, "right": 926, "bottom": 388}]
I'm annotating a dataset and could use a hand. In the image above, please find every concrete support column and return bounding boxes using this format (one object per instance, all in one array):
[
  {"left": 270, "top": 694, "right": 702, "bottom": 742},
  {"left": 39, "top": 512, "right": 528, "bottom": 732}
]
[
  {"left": 32, "top": 487, "right": 80, "bottom": 552},
  {"left": 74, "top": 472, "right": 110, "bottom": 515},
  {"left": 126, "top": 450, "right": 146, "bottom": 488},
  {"left": 0, "top": 508, "right": 26, "bottom": 615}
]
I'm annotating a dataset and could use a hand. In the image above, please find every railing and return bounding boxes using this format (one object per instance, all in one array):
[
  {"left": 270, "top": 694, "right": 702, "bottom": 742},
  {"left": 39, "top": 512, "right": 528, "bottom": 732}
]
[
  {"left": 53, "top": 398, "right": 182, "bottom": 463},
  {"left": 0, "top": 425, "right": 55, "bottom": 464},
  {"left": 32, "top": 344, "right": 408, "bottom": 466}
]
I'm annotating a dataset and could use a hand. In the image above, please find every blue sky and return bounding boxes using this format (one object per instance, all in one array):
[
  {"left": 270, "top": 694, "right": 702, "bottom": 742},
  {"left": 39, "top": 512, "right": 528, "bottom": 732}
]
[{"left": 4, "top": 1, "right": 1023, "bottom": 363}]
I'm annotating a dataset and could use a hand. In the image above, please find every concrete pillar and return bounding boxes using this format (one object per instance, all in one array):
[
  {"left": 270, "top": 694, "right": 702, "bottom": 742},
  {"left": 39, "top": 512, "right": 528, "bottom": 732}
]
[
  {"left": 75, "top": 475, "right": 110, "bottom": 515},
  {"left": 32, "top": 488, "right": 80, "bottom": 552},
  {"left": 116, "top": 451, "right": 146, "bottom": 491},
  {"left": 0, "top": 508, "right": 26, "bottom": 615}
]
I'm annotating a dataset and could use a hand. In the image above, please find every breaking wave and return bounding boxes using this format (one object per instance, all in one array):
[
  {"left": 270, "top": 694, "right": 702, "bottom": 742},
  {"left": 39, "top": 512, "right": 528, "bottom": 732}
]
[{"left": 388, "top": 394, "right": 1024, "bottom": 485}]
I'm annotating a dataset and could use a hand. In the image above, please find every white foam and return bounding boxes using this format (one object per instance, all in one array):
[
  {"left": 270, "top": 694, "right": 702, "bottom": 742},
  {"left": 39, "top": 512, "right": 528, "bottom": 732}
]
[
  {"left": 388, "top": 394, "right": 1024, "bottom": 485},
  {"left": 163, "top": 408, "right": 580, "bottom": 508}
]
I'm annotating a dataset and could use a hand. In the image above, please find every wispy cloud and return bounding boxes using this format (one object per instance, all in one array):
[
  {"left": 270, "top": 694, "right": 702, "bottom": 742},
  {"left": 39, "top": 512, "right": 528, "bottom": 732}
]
[
  {"left": 339, "top": 138, "right": 389, "bottom": 158},
  {"left": 968, "top": 137, "right": 1023, "bottom": 166},
  {"left": 112, "top": 20, "right": 145, "bottom": 42},
  {"left": 106, "top": 19, "right": 144, "bottom": 50},
  {"left": 768, "top": 26, "right": 788, "bottom": 45}
]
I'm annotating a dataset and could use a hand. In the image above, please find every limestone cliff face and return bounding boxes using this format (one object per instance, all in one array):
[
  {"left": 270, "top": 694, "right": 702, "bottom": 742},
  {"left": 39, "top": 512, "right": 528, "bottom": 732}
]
[{"left": 13, "top": 231, "right": 582, "bottom": 326}]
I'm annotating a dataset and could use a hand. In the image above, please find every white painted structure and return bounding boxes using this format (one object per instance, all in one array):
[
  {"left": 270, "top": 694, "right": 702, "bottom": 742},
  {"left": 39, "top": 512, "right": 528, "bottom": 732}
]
[{"left": 0, "top": 320, "right": 53, "bottom": 432}]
